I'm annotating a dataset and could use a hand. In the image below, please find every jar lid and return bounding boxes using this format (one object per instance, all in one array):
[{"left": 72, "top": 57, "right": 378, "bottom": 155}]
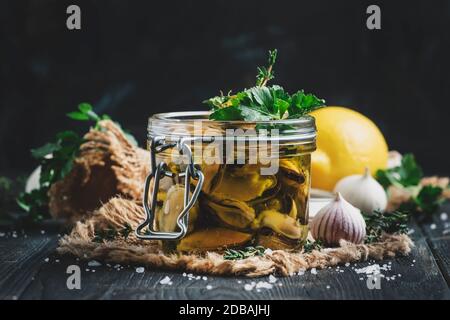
[{"left": 148, "top": 111, "right": 316, "bottom": 145}]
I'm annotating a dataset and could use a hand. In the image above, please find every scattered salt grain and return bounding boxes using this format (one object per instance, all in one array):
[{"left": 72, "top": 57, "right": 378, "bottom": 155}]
[
  {"left": 440, "top": 212, "right": 448, "bottom": 221},
  {"left": 55, "top": 259, "right": 60, "bottom": 263},
  {"left": 182, "top": 272, "right": 187, "bottom": 277},
  {"left": 85, "top": 268, "right": 90, "bottom": 272},
  {"left": 40, "top": 230, "right": 45, "bottom": 234},
  {"left": 256, "top": 281, "right": 273, "bottom": 289},
  {"left": 206, "top": 285, "right": 213, "bottom": 290},
  {"left": 135, "top": 267, "right": 145, "bottom": 273},
  {"left": 268, "top": 275, "right": 277, "bottom": 283},
  {"left": 430, "top": 224, "right": 437, "bottom": 230},
  {"left": 160, "top": 276, "right": 172, "bottom": 285},
  {"left": 44, "top": 258, "right": 49, "bottom": 262},
  {"left": 237, "top": 280, "right": 242, "bottom": 284},
  {"left": 88, "top": 260, "right": 102, "bottom": 267},
  {"left": 202, "top": 276, "right": 208, "bottom": 281},
  {"left": 244, "top": 283, "right": 255, "bottom": 291},
  {"left": 311, "top": 268, "right": 318, "bottom": 275},
  {"left": 12, "top": 233, "right": 17, "bottom": 238},
  {"left": 345, "top": 262, "right": 350, "bottom": 267},
  {"left": 0, "top": 232, "right": 5, "bottom": 237},
  {"left": 326, "top": 285, "right": 330, "bottom": 289}
]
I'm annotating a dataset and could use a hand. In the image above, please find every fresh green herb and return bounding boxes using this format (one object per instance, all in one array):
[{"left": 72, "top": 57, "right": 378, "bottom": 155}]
[
  {"left": 375, "top": 153, "right": 446, "bottom": 215},
  {"left": 223, "top": 246, "right": 266, "bottom": 260},
  {"left": 92, "top": 223, "right": 133, "bottom": 243},
  {"left": 376, "top": 154, "right": 423, "bottom": 189},
  {"left": 398, "top": 185, "right": 445, "bottom": 215},
  {"left": 363, "top": 210, "right": 409, "bottom": 243},
  {"left": 256, "top": 49, "right": 277, "bottom": 87},
  {"left": 16, "top": 103, "right": 113, "bottom": 222},
  {"left": 204, "top": 50, "right": 326, "bottom": 121},
  {"left": 303, "top": 239, "right": 323, "bottom": 253}
]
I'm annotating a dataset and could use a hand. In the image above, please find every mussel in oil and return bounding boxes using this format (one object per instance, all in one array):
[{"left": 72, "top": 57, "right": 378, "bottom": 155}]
[{"left": 176, "top": 228, "right": 253, "bottom": 252}]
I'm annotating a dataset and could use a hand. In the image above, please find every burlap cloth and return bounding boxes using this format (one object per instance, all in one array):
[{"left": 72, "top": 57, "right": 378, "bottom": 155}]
[{"left": 57, "top": 197, "right": 413, "bottom": 277}]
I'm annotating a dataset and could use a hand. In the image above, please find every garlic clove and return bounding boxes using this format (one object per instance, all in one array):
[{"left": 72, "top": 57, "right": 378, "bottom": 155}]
[
  {"left": 310, "top": 192, "right": 366, "bottom": 246},
  {"left": 333, "top": 167, "right": 387, "bottom": 214}
]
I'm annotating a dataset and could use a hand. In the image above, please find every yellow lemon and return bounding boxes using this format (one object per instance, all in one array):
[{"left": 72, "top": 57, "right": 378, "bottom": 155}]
[{"left": 310, "top": 106, "right": 388, "bottom": 191}]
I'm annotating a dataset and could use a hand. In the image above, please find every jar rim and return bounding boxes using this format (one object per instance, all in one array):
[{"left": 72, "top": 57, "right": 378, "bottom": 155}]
[
  {"left": 150, "top": 111, "right": 314, "bottom": 126},
  {"left": 148, "top": 111, "right": 316, "bottom": 145}
]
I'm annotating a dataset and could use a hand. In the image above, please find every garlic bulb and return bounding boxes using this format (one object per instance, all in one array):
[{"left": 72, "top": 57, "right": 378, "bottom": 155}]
[
  {"left": 310, "top": 192, "right": 366, "bottom": 245},
  {"left": 333, "top": 167, "right": 387, "bottom": 214}
]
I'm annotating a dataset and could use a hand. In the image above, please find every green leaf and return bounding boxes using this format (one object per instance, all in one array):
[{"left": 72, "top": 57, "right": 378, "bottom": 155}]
[
  {"left": 376, "top": 153, "right": 423, "bottom": 189},
  {"left": 78, "top": 102, "right": 93, "bottom": 113},
  {"left": 398, "top": 154, "right": 423, "bottom": 186},
  {"left": 414, "top": 185, "right": 444, "bottom": 214},
  {"left": 31, "top": 143, "right": 59, "bottom": 159},
  {"left": 67, "top": 111, "right": 90, "bottom": 121}
]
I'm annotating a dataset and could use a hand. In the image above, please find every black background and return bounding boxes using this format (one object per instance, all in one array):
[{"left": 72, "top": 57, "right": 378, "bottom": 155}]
[{"left": 1, "top": 0, "right": 449, "bottom": 175}]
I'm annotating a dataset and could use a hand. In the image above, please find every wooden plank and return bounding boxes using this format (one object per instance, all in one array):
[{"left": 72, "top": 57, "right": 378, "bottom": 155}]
[
  {"left": 417, "top": 202, "right": 450, "bottom": 285},
  {"left": 0, "top": 230, "right": 59, "bottom": 300},
  {"left": 19, "top": 222, "right": 449, "bottom": 300}
]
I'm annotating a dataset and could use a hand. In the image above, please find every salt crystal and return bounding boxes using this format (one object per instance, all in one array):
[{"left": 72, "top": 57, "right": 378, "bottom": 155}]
[
  {"left": 85, "top": 268, "right": 90, "bottom": 272},
  {"left": 326, "top": 285, "right": 330, "bottom": 289},
  {"left": 268, "top": 275, "right": 277, "bottom": 283},
  {"left": 244, "top": 283, "right": 254, "bottom": 291},
  {"left": 182, "top": 273, "right": 187, "bottom": 277},
  {"left": 88, "top": 260, "right": 102, "bottom": 267},
  {"left": 55, "top": 259, "right": 60, "bottom": 263},
  {"left": 160, "top": 276, "right": 172, "bottom": 285},
  {"left": 256, "top": 281, "right": 273, "bottom": 289},
  {"left": 202, "top": 276, "right": 207, "bottom": 281},
  {"left": 345, "top": 263, "right": 350, "bottom": 267},
  {"left": 430, "top": 224, "right": 437, "bottom": 230},
  {"left": 135, "top": 267, "right": 145, "bottom": 273},
  {"left": 206, "top": 285, "right": 213, "bottom": 290},
  {"left": 44, "top": 258, "right": 49, "bottom": 262},
  {"left": 12, "top": 233, "right": 17, "bottom": 238},
  {"left": 311, "top": 268, "right": 318, "bottom": 275},
  {"left": 40, "top": 230, "right": 45, "bottom": 234},
  {"left": 440, "top": 212, "right": 448, "bottom": 221},
  {"left": 0, "top": 232, "right": 5, "bottom": 237},
  {"left": 237, "top": 280, "right": 242, "bottom": 284}
]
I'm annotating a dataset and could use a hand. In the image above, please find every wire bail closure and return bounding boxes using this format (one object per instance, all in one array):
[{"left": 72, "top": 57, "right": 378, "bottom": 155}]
[{"left": 135, "top": 137, "right": 204, "bottom": 240}]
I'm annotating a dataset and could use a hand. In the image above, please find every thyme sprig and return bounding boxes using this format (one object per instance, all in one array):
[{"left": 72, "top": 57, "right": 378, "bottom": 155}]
[
  {"left": 223, "top": 246, "right": 266, "bottom": 260},
  {"left": 303, "top": 239, "right": 323, "bottom": 253},
  {"left": 363, "top": 210, "right": 409, "bottom": 243},
  {"left": 256, "top": 49, "right": 277, "bottom": 87},
  {"left": 92, "top": 223, "right": 133, "bottom": 243}
]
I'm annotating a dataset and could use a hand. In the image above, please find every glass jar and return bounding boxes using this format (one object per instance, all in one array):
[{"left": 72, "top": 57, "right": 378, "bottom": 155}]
[{"left": 136, "top": 111, "right": 316, "bottom": 252}]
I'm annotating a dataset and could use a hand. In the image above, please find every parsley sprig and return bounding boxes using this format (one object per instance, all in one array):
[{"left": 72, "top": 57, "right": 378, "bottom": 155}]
[
  {"left": 375, "top": 154, "right": 446, "bottom": 214},
  {"left": 204, "top": 49, "right": 326, "bottom": 121}
]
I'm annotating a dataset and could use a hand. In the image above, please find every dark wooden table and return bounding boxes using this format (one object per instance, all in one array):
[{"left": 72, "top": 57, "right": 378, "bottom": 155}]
[{"left": 1, "top": 204, "right": 450, "bottom": 300}]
